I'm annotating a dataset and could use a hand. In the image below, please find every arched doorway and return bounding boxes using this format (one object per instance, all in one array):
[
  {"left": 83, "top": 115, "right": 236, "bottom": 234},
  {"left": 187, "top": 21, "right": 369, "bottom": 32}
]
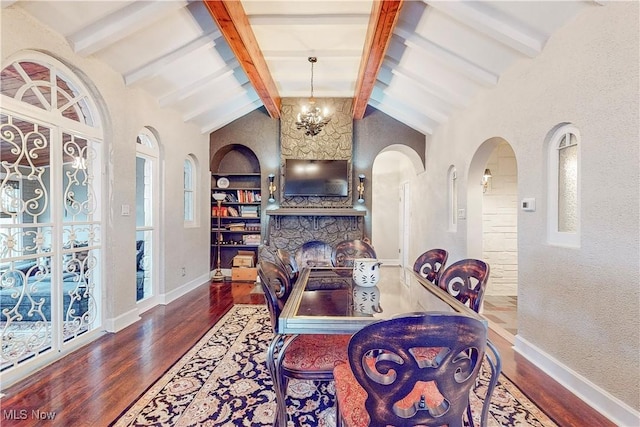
[
  {"left": 469, "top": 138, "right": 519, "bottom": 338},
  {"left": 371, "top": 145, "right": 424, "bottom": 271}
]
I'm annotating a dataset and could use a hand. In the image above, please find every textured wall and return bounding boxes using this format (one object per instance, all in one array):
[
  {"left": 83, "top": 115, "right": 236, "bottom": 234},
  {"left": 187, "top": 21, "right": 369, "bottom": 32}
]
[{"left": 411, "top": 1, "right": 639, "bottom": 412}]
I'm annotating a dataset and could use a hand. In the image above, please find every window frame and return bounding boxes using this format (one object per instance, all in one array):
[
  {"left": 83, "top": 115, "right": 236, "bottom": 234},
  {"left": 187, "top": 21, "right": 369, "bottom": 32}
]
[
  {"left": 447, "top": 166, "right": 457, "bottom": 232},
  {"left": 547, "top": 124, "right": 581, "bottom": 247},
  {"left": 183, "top": 155, "right": 197, "bottom": 227}
]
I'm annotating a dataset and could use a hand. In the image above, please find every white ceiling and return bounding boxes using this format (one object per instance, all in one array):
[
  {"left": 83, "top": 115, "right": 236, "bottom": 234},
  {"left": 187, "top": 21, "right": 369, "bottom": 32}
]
[{"left": 6, "top": 0, "right": 597, "bottom": 135}]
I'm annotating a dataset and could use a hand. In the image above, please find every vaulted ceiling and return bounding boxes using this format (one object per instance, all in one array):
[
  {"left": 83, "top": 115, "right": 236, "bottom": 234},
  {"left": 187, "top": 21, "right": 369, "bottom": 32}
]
[{"left": 5, "top": 1, "right": 598, "bottom": 136}]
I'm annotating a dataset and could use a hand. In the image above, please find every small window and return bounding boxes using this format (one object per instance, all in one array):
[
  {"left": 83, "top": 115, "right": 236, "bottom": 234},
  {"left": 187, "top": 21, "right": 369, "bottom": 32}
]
[
  {"left": 547, "top": 124, "right": 580, "bottom": 247},
  {"left": 184, "top": 156, "right": 196, "bottom": 225},
  {"left": 447, "top": 166, "right": 457, "bottom": 231}
]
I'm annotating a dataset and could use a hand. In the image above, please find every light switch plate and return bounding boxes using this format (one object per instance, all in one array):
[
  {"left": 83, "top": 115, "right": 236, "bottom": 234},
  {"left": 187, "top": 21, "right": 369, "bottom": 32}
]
[{"left": 521, "top": 198, "right": 536, "bottom": 212}]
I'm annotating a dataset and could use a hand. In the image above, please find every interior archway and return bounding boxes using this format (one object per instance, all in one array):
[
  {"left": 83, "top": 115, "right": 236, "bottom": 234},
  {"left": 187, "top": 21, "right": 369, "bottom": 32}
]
[
  {"left": 371, "top": 147, "right": 421, "bottom": 267},
  {"left": 468, "top": 137, "right": 519, "bottom": 338}
]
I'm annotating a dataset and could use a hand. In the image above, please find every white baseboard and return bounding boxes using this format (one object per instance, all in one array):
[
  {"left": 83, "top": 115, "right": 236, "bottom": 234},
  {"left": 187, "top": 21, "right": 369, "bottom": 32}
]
[
  {"left": 159, "top": 273, "right": 210, "bottom": 306},
  {"left": 514, "top": 335, "right": 640, "bottom": 426},
  {"left": 104, "top": 307, "right": 140, "bottom": 333},
  {"left": 379, "top": 258, "right": 400, "bottom": 266}
]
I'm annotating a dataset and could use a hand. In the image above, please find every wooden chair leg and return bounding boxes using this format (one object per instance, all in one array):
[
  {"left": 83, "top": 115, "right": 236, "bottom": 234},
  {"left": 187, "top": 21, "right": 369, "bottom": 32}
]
[{"left": 267, "top": 335, "right": 289, "bottom": 427}]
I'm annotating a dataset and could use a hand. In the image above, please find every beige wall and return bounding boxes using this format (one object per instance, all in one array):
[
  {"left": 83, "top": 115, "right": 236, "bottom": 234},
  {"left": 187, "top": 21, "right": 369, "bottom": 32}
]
[
  {"left": 410, "top": 1, "right": 639, "bottom": 420},
  {"left": 1, "top": 7, "right": 211, "bottom": 330}
]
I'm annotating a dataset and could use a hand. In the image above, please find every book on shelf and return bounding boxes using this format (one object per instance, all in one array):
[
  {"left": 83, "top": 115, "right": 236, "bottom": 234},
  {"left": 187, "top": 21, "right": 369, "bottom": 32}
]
[
  {"left": 227, "top": 206, "right": 239, "bottom": 217},
  {"left": 242, "top": 234, "right": 261, "bottom": 245},
  {"left": 240, "top": 205, "right": 259, "bottom": 217},
  {"left": 212, "top": 206, "right": 230, "bottom": 217},
  {"left": 236, "top": 190, "right": 260, "bottom": 203},
  {"left": 227, "top": 222, "right": 245, "bottom": 231}
]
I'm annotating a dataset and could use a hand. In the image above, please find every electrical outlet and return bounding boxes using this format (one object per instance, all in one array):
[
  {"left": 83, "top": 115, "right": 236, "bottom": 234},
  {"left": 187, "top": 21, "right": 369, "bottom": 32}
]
[{"left": 181, "top": 267, "right": 186, "bottom": 277}]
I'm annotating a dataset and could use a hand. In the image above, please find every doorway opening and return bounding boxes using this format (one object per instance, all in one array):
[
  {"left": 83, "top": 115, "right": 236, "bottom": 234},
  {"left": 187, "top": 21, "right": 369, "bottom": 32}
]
[{"left": 470, "top": 139, "right": 519, "bottom": 340}]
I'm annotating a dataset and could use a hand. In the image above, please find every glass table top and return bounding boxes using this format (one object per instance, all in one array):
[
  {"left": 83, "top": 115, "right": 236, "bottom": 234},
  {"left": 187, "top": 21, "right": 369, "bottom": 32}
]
[{"left": 279, "top": 266, "right": 484, "bottom": 335}]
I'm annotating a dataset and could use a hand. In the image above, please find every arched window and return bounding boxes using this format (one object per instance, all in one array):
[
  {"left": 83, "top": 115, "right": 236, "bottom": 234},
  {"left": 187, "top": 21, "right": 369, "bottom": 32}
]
[
  {"left": 547, "top": 124, "right": 580, "bottom": 247},
  {"left": 1, "top": 52, "right": 103, "bottom": 378},
  {"left": 136, "top": 127, "right": 159, "bottom": 303},
  {"left": 183, "top": 155, "right": 197, "bottom": 225},
  {"left": 447, "top": 166, "right": 457, "bottom": 231}
]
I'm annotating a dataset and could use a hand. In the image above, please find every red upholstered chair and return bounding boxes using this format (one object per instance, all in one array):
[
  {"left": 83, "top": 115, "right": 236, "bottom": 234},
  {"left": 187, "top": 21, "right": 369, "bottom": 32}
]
[
  {"left": 332, "top": 239, "right": 377, "bottom": 267},
  {"left": 437, "top": 258, "right": 490, "bottom": 313},
  {"left": 413, "top": 248, "right": 448, "bottom": 285},
  {"left": 333, "top": 312, "right": 489, "bottom": 427},
  {"left": 257, "top": 261, "right": 351, "bottom": 427}
]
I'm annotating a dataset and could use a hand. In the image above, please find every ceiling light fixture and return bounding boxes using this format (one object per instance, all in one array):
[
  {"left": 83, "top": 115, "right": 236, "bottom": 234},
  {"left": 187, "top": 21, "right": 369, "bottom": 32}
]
[{"left": 296, "top": 57, "right": 331, "bottom": 137}]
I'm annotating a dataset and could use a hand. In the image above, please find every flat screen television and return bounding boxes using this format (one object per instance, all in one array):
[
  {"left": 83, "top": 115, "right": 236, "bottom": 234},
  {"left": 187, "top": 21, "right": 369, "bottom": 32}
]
[{"left": 284, "top": 159, "right": 349, "bottom": 197}]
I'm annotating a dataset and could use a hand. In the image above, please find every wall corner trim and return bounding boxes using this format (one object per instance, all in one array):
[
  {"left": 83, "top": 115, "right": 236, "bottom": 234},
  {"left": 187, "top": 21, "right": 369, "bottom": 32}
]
[
  {"left": 104, "top": 309, "right": 140, "bottom": 333},
  {"left": 514, "top": 336, "right": 640, "bottom": 426},
  {"left": 159, "top": 274, "right": 211, "bottom": 306}
]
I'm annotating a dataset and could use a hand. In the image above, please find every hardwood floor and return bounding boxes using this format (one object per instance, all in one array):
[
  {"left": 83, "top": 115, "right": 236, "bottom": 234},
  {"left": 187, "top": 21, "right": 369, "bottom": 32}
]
[{"left": 1, "top": 280, "right": 613, "bottom": 427}]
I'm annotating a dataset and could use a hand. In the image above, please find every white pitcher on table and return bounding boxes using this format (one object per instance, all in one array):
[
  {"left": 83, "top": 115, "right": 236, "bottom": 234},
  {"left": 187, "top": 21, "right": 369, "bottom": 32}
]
[{"left": 352, "top": 258, "right": 382, "bottom": 287}]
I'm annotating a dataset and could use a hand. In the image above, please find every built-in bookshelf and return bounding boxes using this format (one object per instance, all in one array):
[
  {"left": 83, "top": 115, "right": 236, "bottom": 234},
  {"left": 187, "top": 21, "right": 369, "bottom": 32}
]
[{"left": 211, "top": 172, "right": 262, "bottom": 272}]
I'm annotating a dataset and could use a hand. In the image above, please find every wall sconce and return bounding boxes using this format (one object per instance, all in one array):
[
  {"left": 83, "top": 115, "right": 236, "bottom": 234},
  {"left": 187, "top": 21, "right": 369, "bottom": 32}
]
[
  {"left": 482, "top": 168, "right": 492, "bottom": 193},
  {"left": 357, "top": 174, "right": 365, "bottom": 203},
  {"left": 268, "top": 174, "right": 276, "bottom": 202}
]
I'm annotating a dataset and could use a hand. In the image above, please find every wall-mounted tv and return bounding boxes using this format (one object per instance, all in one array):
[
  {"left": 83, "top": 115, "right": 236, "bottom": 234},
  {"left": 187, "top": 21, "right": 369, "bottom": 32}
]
[{"left": 284, "top": 159, "right": 349, "bottom": 197}]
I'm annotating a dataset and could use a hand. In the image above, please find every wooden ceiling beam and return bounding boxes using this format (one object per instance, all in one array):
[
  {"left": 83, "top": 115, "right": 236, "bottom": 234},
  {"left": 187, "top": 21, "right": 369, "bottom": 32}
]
[
  {"left": 352, "top": 0, "right": 404, "bottom": 120},
  {"left": 203, "top": 0, "right": 281, "bottom": 119}
]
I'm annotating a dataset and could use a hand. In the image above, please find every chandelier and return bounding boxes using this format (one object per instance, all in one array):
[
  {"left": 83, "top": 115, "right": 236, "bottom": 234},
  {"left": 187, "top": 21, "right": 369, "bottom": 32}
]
[{"left": 296, "top": 57, "right": 331, "bottom": 137}]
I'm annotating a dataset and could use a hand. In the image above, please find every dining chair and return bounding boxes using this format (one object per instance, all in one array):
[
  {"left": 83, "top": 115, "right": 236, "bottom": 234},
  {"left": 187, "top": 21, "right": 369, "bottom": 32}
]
[
  {"left": 332, "top": 239, "right": 377, "bottom": 267},
  {"left": 257, "top": 260, "right": 351, "bottom": 427},
  {"left": 413, "top": 248, "right": 448, "bottom": 285},
  {"left": 437, "top": 258, "right": 500, "bottom": 426},
  {"left": 437, "top": 258, "right": 490, "bottom": 314},
  {"left": 333, "top": 312, "right": 491, "bottom": 427},
  {"left": 275, "top": 248, "right": 299, "bottom": 285}
]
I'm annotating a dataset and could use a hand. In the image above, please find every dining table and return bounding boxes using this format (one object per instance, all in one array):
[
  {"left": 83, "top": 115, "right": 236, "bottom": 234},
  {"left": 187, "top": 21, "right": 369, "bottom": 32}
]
[
  {"left": 272, "top": 264, "right": 498, "bottom": 427},
  {"left": 279, "top": 265, "right": 487, "bottom": 335}
]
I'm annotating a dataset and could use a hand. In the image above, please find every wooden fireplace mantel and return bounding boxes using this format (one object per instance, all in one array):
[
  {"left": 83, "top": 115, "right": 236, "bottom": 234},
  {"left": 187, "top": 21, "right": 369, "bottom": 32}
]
[
  {"left": 266, "top": 208, "right": 365, "bottom": 231},
  {"left": 266, "top": 208, "right": 366, "bottom": 217}
]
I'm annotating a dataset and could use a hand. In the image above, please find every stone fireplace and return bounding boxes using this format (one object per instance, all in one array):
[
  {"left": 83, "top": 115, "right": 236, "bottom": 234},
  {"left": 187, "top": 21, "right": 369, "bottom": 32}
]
[{"left": 261, "top": 97, "right": 365, "bottom": 260}]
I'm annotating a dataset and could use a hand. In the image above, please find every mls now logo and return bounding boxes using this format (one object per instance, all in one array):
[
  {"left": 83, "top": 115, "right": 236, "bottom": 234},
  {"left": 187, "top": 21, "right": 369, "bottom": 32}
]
[
  {"left": 3, "top": 409, "right": 56, "bottom": 420},
  {"left": 3, "top": 410, "right": 28, "bottom": 420}
]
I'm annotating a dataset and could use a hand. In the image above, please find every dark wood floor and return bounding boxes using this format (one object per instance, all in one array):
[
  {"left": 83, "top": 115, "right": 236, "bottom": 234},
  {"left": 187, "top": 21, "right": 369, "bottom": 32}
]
[{"left": 1, "top": 280, "right": 614, "bottom": 427}]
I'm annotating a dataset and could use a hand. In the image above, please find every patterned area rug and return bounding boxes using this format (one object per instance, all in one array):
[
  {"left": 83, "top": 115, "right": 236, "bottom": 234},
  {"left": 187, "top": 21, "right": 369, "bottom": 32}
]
[{"left": 112, "top": 305, "right": 558, "bottom": 427}]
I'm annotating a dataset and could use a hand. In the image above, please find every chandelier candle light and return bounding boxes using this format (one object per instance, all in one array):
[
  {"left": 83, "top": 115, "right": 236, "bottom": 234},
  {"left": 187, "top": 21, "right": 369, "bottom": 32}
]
[{"left": 296, "top": 57, "right": 331, "bottom": 137}]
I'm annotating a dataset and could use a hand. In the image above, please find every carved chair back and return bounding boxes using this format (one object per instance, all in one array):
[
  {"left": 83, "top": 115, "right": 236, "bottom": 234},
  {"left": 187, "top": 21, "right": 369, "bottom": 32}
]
[
  {"left": 346, "top": 312, "right": 487, "bottom": 426},
  {"left": 275, "top": 248, "right": 299, "bottom": 284},
  {"left": 332, "top": 239, "right": 377, "bottom": 267},
  {"left": 257, "top": 260, "right": 292, "bottom": 332},
  {"left": 437, "top": 259, "right": 490, "bottom": 313},
  {"left": 413, "top": 249, "right": 449, "bottom": 285}
]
